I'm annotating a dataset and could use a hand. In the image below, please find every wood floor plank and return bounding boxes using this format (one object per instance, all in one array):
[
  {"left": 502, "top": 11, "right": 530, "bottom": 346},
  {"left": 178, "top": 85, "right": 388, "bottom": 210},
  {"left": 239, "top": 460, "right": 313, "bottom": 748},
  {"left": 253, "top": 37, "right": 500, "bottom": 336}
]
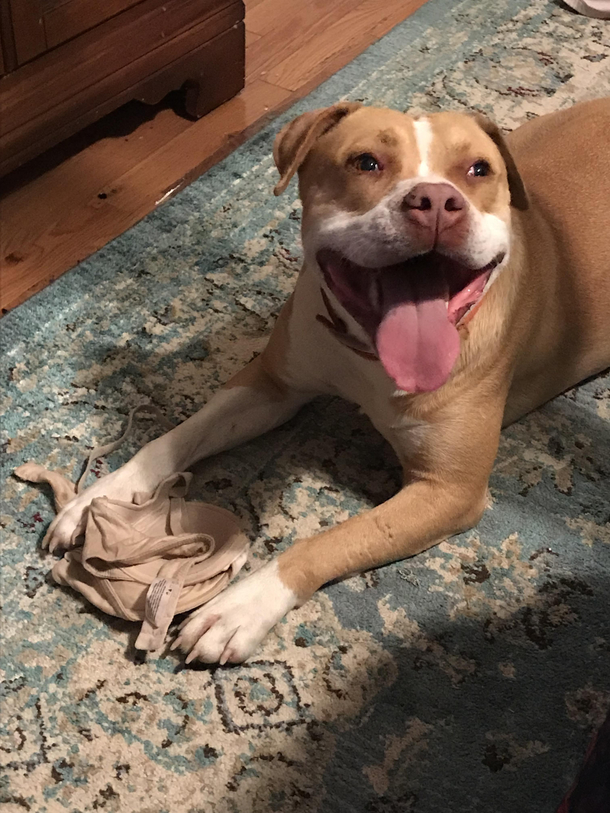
[
  {"left": 1, "top": 79, "right": 290, "bottom": 311},
  {"left": 1, "top": 104, "right": 190, "bottom": 256},
  {"left": 266, "top": 0, "right": 429, "bottom": 92},
  {"left": 245, "top": 0, "right": 356, "bottom": 83},
  {"left": 245, "top": 27, "right": 261, "bottom": 49},
  {"left": 0, "top": 105, "right": 192, "bottom": 307},
  {"left": 0, "top": 0, "right": 428, "bottom": 313},
  {"left": 246, "top": 0, "right": 336, "bottom": 37}
]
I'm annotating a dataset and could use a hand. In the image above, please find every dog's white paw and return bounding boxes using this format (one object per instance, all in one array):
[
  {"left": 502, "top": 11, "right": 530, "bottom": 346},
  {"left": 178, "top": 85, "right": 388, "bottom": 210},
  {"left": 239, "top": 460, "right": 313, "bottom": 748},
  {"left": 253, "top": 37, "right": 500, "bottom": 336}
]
[
  {"left": 43, "top": 464, "right": 146, "bottom": 553},
  {"left": 173, "top": 561, "right": 297, "bottom": 665}
]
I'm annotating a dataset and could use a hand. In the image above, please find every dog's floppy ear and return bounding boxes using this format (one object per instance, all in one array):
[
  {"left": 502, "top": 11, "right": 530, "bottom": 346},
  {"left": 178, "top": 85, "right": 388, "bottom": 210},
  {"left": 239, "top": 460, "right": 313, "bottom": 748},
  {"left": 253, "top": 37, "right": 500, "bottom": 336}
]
[
  {"left": 273, "top": 102, "right": 362, "bottom": 196},
  {"left": 472, "top": 113, "right": 529, "bottom": 211}
]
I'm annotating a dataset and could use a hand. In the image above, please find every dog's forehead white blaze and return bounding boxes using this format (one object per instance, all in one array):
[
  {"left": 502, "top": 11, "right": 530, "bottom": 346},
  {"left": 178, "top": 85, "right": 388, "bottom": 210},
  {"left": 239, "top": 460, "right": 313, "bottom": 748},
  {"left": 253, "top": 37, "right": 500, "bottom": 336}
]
[{"left": 413, "top": 117, "right": 434, "bottom": 176}]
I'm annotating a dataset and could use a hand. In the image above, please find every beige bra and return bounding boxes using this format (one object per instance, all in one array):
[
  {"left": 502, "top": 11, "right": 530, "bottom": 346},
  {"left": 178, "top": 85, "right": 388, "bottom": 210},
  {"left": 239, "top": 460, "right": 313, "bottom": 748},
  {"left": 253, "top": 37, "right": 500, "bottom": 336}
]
[{"left": 15, "top": 406, "right": 248, "bottom": 652}]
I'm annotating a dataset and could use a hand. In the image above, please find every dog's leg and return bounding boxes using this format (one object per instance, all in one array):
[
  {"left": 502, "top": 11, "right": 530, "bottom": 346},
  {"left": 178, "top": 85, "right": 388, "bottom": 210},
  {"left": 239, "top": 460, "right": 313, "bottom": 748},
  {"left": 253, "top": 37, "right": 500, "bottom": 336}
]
[
  {"left": 44, "top": 354, "right": 313, "bottom": 551},
  {"left": 175, "top": 392, "right": 506, "bottom": 664}
]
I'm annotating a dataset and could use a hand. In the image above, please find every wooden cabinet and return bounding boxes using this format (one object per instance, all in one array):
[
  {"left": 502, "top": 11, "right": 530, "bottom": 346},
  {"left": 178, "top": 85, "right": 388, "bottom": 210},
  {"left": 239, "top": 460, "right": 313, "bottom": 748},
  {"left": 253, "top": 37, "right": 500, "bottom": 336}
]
[
  {"left": 0, "top": 0, "right": 245, "bottom": 176},
  {"left": 6, "top": 0, "right": 47, "bottom": 65},
  {"left": 16, "top": 0, "right": 146, "bottom": 54}
]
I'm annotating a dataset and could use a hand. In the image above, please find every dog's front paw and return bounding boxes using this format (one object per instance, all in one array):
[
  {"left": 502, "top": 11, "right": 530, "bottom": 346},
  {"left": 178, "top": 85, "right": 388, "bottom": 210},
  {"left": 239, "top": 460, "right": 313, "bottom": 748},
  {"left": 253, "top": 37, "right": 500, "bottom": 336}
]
[
  {"left": 173, "top": 561, "right": 297, "bottom": 665},
  {"left": 43, "top": 464, "right": 146, "bottom": 552}
]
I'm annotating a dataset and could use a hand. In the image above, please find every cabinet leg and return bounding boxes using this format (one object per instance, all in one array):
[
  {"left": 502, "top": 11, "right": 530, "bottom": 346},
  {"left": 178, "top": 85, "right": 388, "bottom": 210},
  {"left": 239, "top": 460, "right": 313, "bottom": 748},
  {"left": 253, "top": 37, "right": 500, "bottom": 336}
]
[
  {"left": 183, "top": 78, "right": 208, "bottom": 119},
  {"left": 137, "top": 25, "right": 245, "bottom": 122}
]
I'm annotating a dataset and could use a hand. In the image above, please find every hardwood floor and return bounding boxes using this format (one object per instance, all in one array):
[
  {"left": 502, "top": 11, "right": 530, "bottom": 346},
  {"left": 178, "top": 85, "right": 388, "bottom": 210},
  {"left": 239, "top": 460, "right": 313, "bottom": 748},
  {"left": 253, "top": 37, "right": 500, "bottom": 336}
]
[{"left": 0, "top": 0, "right": 427, "bottom": 314}]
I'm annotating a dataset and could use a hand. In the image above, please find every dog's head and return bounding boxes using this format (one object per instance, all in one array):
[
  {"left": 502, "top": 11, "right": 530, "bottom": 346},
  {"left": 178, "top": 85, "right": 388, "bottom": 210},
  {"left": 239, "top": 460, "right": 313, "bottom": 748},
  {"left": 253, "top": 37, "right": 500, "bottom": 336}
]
[{"left": 273, "top": 104, "right": 528, "bottom": 393}]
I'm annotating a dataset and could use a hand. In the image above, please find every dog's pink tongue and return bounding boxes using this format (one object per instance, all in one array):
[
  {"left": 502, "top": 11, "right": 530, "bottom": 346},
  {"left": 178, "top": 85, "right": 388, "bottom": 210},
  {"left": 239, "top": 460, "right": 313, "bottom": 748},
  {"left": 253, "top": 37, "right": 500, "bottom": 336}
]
[{"left": 375, "top": 271, "right": 460, "bottom": 393}]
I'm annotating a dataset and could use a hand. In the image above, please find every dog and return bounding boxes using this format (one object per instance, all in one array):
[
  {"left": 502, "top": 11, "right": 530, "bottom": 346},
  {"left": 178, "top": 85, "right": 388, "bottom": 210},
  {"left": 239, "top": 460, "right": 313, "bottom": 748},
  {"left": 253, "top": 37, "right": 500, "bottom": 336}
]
[{"left": 43, "top": 98, "right": 610, "bottom": 664}]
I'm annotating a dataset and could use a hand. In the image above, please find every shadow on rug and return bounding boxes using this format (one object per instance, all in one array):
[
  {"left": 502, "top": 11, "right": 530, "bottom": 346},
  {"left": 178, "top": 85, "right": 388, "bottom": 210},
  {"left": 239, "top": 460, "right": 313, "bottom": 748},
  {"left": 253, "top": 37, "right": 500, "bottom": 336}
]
[{"left": 1, "top": 0, "right": 609, "bottom": 811}]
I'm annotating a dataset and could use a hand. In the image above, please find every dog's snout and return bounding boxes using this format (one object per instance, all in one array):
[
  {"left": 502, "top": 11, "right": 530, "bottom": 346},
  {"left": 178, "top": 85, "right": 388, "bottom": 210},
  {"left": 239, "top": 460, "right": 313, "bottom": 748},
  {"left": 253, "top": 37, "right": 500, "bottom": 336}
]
[{"left": 403, "top": 183, "right": 466, "bottom": 234}]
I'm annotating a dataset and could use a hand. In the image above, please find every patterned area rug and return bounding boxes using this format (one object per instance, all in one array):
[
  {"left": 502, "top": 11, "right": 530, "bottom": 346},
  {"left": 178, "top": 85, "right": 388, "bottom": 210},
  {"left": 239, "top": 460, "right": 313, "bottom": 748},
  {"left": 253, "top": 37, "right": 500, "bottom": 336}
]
[{"left": 2, "top": 1, "right": 609, "bottom": 811}]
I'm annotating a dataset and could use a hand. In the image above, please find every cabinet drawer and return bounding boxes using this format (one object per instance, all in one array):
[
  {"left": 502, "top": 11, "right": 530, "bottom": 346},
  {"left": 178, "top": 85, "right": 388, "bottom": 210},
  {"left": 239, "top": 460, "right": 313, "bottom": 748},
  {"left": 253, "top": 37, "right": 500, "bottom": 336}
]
[
  {"left": 3, "top": 0, "right": 147, "bottom": 67},
  {"left": 42, "top": 0, "right": 146, "bottom": 48}
]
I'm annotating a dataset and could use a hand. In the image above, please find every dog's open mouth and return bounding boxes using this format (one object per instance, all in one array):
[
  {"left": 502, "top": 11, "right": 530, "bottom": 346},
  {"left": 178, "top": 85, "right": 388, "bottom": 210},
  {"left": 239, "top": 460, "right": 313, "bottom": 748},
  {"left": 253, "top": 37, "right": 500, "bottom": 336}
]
[{"left": 317, "top": 248, "right": 505, "bottom": 393}]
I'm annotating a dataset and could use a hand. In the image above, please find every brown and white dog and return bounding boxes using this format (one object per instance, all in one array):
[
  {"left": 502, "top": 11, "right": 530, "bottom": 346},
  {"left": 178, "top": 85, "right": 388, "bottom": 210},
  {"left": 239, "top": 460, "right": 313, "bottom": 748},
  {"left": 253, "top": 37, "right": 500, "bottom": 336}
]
[{"left": 44, "top": 98, "right": 610, "bottom": 664}]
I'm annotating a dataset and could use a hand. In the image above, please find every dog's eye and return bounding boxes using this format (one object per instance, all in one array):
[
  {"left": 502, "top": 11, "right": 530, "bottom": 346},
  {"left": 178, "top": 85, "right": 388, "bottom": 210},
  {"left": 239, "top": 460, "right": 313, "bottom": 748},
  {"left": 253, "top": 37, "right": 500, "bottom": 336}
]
[
  {"left": 468, "top": 160, "right": 491, "bottom": 178},
  {"left": 354, "top": 153, "right": 382, "bottom": 172}
]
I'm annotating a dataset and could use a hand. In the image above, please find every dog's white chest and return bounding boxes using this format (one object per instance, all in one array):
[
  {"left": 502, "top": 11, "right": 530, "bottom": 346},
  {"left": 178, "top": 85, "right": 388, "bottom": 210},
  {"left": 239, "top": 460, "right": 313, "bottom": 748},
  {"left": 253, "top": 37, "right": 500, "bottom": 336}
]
[{"left": 284, "top": 266, "right": 426, "bottom": 456}]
